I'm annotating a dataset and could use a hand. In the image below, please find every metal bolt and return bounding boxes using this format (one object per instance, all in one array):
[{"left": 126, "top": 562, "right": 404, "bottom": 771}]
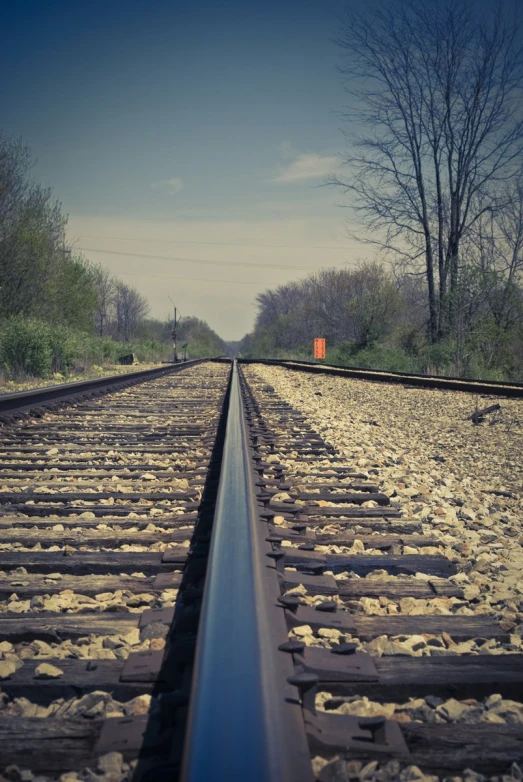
[
  {"left": 277, "top": 594, "right": 300, "bottom": 613},
  {"left": 266, "top": 550, "right": 285, "bottom": 572},
  {"left": 331, "top": 642, "right": 358, "bottom": 655},
  {"left": 287, "top": 672, "right": 319, "bottom": 713},
  {"left": 278, "top": 640, "right": 305, "bottom": 654},
  {"left": 315, "top": 600, "right": 337, "bottom": 613}
]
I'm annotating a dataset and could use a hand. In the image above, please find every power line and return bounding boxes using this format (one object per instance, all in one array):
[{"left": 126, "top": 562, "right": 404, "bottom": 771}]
[
  {"left": 79, "top": 246, "right": 347, "bottom": 271},
  {"left": 77, "top": 234, "right": 353, "bottom": 251},
  {"left": 118, "top": 271, "right": 272, "bottom": 286}
]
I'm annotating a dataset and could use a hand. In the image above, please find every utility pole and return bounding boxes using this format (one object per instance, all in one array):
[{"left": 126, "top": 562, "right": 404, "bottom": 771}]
[{"left": 172, "top": 307, "right": 178, "bottom": 363}]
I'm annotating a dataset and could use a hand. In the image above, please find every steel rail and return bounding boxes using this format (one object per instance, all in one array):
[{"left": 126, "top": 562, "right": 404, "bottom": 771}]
[
  {"left": 180, "top": 360, "right": 312, "bottom": 782},
  {"left": 237, "top": 357, "right": 523, "bottom": 398},
  {"left": 0, "top": 358, "right": 218, "bottom": 418}
]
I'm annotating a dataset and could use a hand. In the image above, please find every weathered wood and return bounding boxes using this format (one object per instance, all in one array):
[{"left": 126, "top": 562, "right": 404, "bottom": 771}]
[
  {"left": 297, "top": 492, "right": 390, "bottom": 505},
  {"left": 399, "top": 722, "right": 523, "bottom": 774},
  {"left": 287, "top": 469, "right": 369, "bottom": 479},
  {"left": 0, "top": 658, "right": 155, "bottom": 702},
  {"left": 305, "top": 507, "right": 402, "bottom": 518},
  {"left": 303, "top": 518, "right": 422, "bottom": 533},
  {"left": 353, "top": 614, "right": 507, "bottom": 641},
  {"left": 0, "top": 478, "right": 199, "bottom": 489},
  {"left": 0, "top": 718, "right": 105, "bottom": 772},
  {"left": 0, "top": 571, "right": 183, "bottom": 598},
  {"left": 315, "top": 718, "right": 523, "bottom": 774},
  {"left": 316, "top": 534, "right": 443, "bottom": 550},
  {"left": 0, "top": 551, "right": 173, "bottom": 574},
  {"left": 0, "top": 516, "right": 197, "bottom": 532},
  {"left": 325, "top": 653, "right": 523, "bottom": 701},
  {"left": 0, "top": 528, "right": 192, "bottom": 550},
  {"left": 0, "top": 445, "right": 208, "bottom": 454},
  {"left": 326, "top": 554, "right": 455, "bottom": 577},
  {"left": 3, "top": 502, "right": 198, "bottom": 517},
  {"left": 335, "top": 578, "right": 463, "bottom": 599},
  {"left": 430, "top": 579, "right": 464, "bottom": 596},
  {"left": 0, "top": 466, "right": 207, "bottom": 480},
  {"left": 467, "top": 403, "right": 501, "bottom": 424},
  {"left": 0, "top": 490, "right": 197, "bottom": 502},
  {"left": 0, "top": 613, "right": 139, "bottom": 642},
  {"left": 0, "top": 717, "right": 177, "bottom": 773},
  {"left": 284, "top": 551, "right": 454, "bottom": 577},
  {"left": 260, "top": 481, "right": 380, "bottom": 493}
]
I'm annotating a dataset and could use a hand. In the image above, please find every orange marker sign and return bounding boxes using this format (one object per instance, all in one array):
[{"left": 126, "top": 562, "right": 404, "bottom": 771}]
[{"left": 314, "top": 338, "right": 326, "bottom": 359}]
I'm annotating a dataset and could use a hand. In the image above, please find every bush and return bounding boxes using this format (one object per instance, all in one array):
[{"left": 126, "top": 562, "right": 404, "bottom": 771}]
[
  {"left": 341, "top": 344, "right": 417, "bottom": 373},
  {"left": 47, "top": 325, "right": 81, "bottom": 373},
  {"left": 0, "top": 318, "right": 171, "bottom": 379},
  {"left": 0, "top": 318, "right": 53, "bottom": 378}
]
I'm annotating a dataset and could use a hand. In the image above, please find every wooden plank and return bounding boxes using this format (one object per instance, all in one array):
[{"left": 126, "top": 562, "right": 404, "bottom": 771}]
[
  {"left": 0, "top": 516, "right": 196, "bottom": 532},
  {"left": 305, "top": 507, "right": 402, "bottom": 519},
  {"left": 354, "top": 614, "right": 507, "bottom": 641},
  {"left": 0, "top": 490, "right": 197, "bottom": 502},
  {"left": 0, "top": 479, "right": 199, "bottom": 489},
  {"left": 302, "top": 518, "right": 422, "bottom": 533},
  {"left": 0, "top": 445, "right": 207, "bottom": 454},
  {"left": 0, "top": 528, "right": 192, "bottom": 550},
  {"left": 0, "top": 658, "right": 155, "bottom": 702},
  {"left": 0, "top": 551, "right": 171, "bottom": 574},
  {"left": 284, "top": 552, "right": 454, "bottom": 576},
  {"left": 297, "top": 492, "right": 390, "bottom": 505},
  {"left": 287, "top": 470, "right": 369, "bottom": 479},
  {"left": 260, "top": 482, "right": 380, "bottom": 493},
  {"left": 317, "top": 534, "right": 442, "bottom": 550},
  {"left": 400, "top": 722, "right": 523, "bottom": 775},
  {"left": 326, "top": 554, "right": 455, "bottom": 577},
  {"left": 312, "top": 719, "right": 523, "bottom": 774},
  {"left": 0, "top": 572, "right": 183, "bottom": 598},
  {"left": 0, "top": 466, "right": 207, "bottom": 480},
  {"left": 0, "top": 717, "right": 176, "bottom": 773},
  {"left": 335, "top": 578, "right": 463, "bottom": 599},
  {"left": 325, "top": 653, "right": 523, "bottom": 702},
  {"left": 0, "top": 613, "right": 139, "bottom": 642},
  {"left": 2, "top": 503, "right": 198, "bottom": 517},
  {"left": 0, "top": 718, "right": 105, "bottom": 773}
]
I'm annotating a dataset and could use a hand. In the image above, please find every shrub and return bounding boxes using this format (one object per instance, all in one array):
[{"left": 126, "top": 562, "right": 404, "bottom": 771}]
[
  {"left": 47, "top": 325, "right": 81, "bottom": 373},
  {"left": 344, "top": 345, "right": 417, "bottom": 373},
  {"left": 0, "top": 318, "right": 53, "bottom": 378}
]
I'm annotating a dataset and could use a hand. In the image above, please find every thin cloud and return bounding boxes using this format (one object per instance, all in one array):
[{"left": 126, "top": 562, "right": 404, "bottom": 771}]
[
  {"left": 151, "top": 176, "right": 184, "bottom": 195},
  {"left": 277, "top": 140, "right": 296, "bottom": 160},
  {"left": 274, "top": 153, "right": 338, "bottom": 183}
]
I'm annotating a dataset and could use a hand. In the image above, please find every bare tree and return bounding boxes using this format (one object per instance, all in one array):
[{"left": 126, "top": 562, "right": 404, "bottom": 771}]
[
  {"left": 113, "top": 282, "right": 149, "bottom": 342},
  {"left": 92, "top": 263, "right": 115, "bottom": 337},
  {"left": 331, "top": 0, "right": 523, "bottom": 342},
  {"left": 466, "top": 178, "right": 523, "bottom": 329}
]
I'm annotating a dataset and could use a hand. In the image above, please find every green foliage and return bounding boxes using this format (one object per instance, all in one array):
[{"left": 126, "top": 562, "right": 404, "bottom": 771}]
[
  {"left": 246, "top": 258, "right": 523, "bottom": 380},
  {"left": 333, "top": 343, "right": 418, "bottom": 373},
  {"left": 47, "top": 324, "right": 82, "bottom": 373},
  {"left": 176, "top": 317, "right": 225, "bottom": 357},
  {"left": 0, "top": 318, "right": 172, "bottom": 380},
  {"left": 0, "top": 318, "right": 54, "bottom": 378},
  {"left": 0, "top": 134, "right": 226, "bottom": 379}
]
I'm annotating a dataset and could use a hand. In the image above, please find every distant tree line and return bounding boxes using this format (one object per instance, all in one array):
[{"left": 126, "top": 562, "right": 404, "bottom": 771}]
[
  {"left": 241, "top": 258, "right": 523, "bottom": 380},
  {"left": 0, "top": 134, "right": 225, "bottom": 377}
]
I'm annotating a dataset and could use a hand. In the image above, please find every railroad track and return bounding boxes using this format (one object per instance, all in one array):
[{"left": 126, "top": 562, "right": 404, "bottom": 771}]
[
  {"left": 238, "top": 357, "right": 523, "bottom": 398},
  {"left": 0, "top": 360, "right": 230, "bottom": 781},
  {"left": 0, "top": 359, "right": 521, "bottom": 781}
]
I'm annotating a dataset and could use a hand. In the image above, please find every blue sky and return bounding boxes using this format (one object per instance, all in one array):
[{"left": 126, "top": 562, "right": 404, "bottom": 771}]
[{"left": 3, "top": 0, "right": 371, "bottom": 340}]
